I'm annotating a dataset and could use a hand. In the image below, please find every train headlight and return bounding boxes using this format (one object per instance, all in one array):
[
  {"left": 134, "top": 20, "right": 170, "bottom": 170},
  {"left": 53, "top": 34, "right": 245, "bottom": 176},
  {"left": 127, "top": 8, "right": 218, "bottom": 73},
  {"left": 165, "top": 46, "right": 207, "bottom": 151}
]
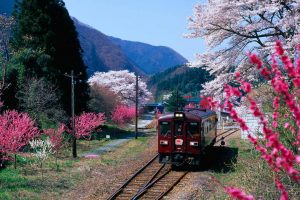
[
  {"left": 174, "top": 112, "right": 185, "bottom": 118},
  {"left": 160, "top": 140, "right": 169, "bottom": 145},
  {"left": 190, "top": 141, "right": 199, "bottom": 146}
]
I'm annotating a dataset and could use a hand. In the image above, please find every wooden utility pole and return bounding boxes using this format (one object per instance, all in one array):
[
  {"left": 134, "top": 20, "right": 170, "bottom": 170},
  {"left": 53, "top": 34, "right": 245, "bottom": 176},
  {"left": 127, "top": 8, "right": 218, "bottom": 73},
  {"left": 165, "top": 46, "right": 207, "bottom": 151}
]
[
  {"left": 135, "top": 74, "right": 138, "bottom": 139},
  {"left": 65, "top": 70, "right": 77, "bottom": 158},
  {"left": 176, "top": 89, "right": 179, "bottom": 111}
]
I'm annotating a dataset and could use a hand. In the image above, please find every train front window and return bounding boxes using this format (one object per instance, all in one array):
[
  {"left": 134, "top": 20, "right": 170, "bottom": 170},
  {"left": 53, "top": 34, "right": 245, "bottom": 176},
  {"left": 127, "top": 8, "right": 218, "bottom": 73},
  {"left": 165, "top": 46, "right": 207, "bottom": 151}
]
[
  {"left": 159, "top": 122, "right": 170, "bottom": 136},
  {"left": 187, "top": 122, "right": 199, "bottom": 137},
  {"left": 174, "top": 121, "right": 183, "bottom": 136}
]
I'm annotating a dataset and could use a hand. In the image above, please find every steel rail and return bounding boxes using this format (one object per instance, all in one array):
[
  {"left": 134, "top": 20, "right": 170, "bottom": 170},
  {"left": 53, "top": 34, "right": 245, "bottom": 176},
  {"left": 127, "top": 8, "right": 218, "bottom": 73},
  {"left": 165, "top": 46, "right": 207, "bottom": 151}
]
[
  {"left": 155, "top": 171, "right": 188, "bottom": 200},
  {"left": 132, "top": 163, "right": 166, "bottom": 198},
  {"left": 215, "top": 129, "right": 239, "bottom": 144},
  {"left": 216, "top": 128, "right": 237, "bottom": 137},
  {"left": 131, "top": 167, "right": 172, "bottom": 200},
  {"left": 106, "top": 154, "right": 159, "bottom": 200}
]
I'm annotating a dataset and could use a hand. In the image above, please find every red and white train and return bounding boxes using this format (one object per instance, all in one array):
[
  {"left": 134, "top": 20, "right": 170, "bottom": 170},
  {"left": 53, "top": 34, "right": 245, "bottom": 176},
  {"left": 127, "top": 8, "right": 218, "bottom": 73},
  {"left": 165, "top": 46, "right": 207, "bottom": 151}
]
[{"left": 157, "top": 109, "right": 218, "bottom": 165}]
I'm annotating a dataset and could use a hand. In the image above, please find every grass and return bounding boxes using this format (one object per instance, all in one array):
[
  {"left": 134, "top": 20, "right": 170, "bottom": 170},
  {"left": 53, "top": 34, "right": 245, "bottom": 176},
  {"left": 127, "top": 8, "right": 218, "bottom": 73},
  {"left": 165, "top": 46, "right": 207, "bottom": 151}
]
[
  {"left": 98, "top": 136, "right": 149, "bottom": 166},
  {"left": 0, "top": 128, "right": 152, "bottom": 200},
  {"left": 204, "top": 138, "right": 300, "bottom": 200}
]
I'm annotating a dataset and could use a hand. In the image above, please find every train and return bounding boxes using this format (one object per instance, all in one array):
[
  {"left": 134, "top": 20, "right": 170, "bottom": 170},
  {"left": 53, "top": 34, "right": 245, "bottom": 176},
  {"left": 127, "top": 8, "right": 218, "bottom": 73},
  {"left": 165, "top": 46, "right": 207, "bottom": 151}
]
[{"left": 157, "top": 108, "right": 218, "bottom": 165}]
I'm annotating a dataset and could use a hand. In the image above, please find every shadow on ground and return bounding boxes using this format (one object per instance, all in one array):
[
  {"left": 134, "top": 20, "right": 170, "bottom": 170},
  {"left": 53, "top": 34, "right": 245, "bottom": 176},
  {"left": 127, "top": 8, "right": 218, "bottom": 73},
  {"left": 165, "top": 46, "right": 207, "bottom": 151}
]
[
  {"left": 91, "top": 125, "right": 153, "bottom": 140},
  {"left": 173, "top": 146, "right": 239, "bottom": 173}
]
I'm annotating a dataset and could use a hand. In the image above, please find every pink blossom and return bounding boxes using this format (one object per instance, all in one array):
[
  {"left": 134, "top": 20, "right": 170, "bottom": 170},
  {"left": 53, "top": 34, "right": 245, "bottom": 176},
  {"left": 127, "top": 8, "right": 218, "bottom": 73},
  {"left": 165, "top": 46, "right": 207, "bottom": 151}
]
[
  {"left": 208, "top": 41, "right": 300, "bottom": 199},
  {"left": 235, "top": 71, "right": 241, "bottom": 80},
  {"left": 272, "top": 121, "right": 278, "bottom": 128},
  {"left": 275, "top": 178, "right": 288, "bottom": 200},
  {"left": 273, "top": 97, "right": 280, "bottom": 110},
  {"left": 84, "top": 154, "right": 99, "bottom": 158},
  {"left": 111, "top": 105, "right": 136, "bottom": 126},
  {"left": 284, "top": 123, "right": 290, "bottom": 129},
  {"left": 43, "top": 124, "right": 66, "bottom": 152},
  {"left": 260, "top": 68, "right": 271, "bottom": 80},
  {"left": 68, "top": 112, "right": 105, "bottom": 139},
  {"left": 275, "top": 40, "right": 284, "bottom": 56},
  {"left": 296, "top": 155, "right": 300, "bottom": 164},
  {"left": 224, "top": 187, "right": 254, "bottom": 200},
  {"left": 292, "top": 78, "right": 300, "bottom": 87},
  {"left": 242, "top": 81, "right": 252, "bottom": 93},
  {"left": 0, "top": 110, "right": 39, "bottom": 163},
  {"left": 249, "top": 54, "right": 263, "bottom": 69}
]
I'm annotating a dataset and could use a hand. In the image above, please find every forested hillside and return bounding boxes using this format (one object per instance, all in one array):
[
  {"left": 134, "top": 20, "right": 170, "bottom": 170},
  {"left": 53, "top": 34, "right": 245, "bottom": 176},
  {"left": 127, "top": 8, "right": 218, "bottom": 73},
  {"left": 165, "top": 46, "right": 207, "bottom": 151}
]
[
  {"left": 148, "top": 65, "right": 212, "bottom": 101},
  {"left": 73, "top": 18, "right": 144, "bottom": 76},
  {"left": 110, "top": 37, "right": 187, "bottom": 74}
]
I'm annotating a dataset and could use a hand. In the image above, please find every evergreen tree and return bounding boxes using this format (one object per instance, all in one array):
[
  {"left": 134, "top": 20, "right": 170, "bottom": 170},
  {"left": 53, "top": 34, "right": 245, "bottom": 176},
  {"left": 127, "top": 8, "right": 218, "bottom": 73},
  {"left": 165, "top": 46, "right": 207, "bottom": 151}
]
[
  {"left": 165, "top": 90, "right": 186, "bottom": 112},
  {"left": 11, "top": 0, "right": 89, "bottom": 114}
]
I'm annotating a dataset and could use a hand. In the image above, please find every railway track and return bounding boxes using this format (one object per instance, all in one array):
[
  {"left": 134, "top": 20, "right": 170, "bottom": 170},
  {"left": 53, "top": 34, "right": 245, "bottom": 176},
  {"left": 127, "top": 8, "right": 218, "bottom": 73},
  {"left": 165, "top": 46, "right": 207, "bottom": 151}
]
[{"left": 107, "top": 154, "right": 187, "bottom": 200}]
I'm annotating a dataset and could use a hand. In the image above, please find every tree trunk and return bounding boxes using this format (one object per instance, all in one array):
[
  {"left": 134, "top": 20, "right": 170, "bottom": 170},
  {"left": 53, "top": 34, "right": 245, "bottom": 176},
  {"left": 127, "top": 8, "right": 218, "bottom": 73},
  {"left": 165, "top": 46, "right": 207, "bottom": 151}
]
[
  {"left": 55, "top": 155, "right": 59, "bottom": 171},
  {"left": 40, "top": 162, "right": 43, "bottom": 178},
  {"left": 14, "top": 154, "right": 17, "bottom": 169}
]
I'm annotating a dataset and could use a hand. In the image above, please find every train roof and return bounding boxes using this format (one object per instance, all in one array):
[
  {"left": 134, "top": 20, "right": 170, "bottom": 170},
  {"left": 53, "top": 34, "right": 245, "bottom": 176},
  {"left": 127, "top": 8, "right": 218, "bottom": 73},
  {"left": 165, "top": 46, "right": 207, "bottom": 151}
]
[{"left": 158, "top": 109, "right": 216, "bottom": 121}]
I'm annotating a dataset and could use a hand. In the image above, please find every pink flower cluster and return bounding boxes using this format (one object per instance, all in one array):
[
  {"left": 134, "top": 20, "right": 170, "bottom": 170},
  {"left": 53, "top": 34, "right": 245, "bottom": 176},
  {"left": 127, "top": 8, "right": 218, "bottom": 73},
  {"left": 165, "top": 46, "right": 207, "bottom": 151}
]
[
  {"left": 225, "top": 187, "right": 255, "bottom": 200},
  {"left": 43, "top": 124, "right": 66, "bottom": 152},
  {"left": 111, "top": 105, "right": 136, "bottom": 126},
  {"left": 72, "top": 112, "right": 105, "bottom": 139},
  {"left": 0, "top": 110, "right": 39, "bottom": 164},
  {"left": 207, "top": 41, "right": 300, "bottom": 199}
]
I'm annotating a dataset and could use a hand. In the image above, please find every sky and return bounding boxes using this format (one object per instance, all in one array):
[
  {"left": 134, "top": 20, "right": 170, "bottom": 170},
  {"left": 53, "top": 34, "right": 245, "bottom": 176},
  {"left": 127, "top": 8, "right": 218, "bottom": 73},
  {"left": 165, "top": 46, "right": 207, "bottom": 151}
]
[{"left": 63, "top": 0, "right": 206, "bottom": 61}]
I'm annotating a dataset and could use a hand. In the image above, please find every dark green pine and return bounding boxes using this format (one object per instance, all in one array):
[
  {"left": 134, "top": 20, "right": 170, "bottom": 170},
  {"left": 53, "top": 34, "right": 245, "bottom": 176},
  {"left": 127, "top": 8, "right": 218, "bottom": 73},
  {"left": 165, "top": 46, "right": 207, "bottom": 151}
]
[{"left": 12, "top": 0, "right": 89, "bottom": 114}]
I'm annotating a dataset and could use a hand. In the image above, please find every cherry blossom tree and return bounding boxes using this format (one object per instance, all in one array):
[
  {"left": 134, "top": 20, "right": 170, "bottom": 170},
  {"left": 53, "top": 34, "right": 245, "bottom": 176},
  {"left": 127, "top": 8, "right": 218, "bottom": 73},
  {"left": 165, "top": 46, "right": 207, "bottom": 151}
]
[
  {"left": 186, "top": 1, "right": 300, "bottom": 96},
  {"left": 88, "top": 70, "right": 152, "bottom": 106},
  {"left": 0, "top": 110, "right": 39, "bottom": 168},
  {"left": 111, "top": 105, "right": 136, "bottom": 126},
  {"left": 69, "top": 112, "right": 106, "bottom": 139}
]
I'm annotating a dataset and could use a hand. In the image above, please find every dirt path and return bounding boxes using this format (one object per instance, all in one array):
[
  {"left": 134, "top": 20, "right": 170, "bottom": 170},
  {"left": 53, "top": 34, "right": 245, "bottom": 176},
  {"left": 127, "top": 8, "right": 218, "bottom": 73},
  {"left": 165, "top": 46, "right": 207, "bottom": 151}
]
[{"left": 79, "top": 138, "right": 131, "bottom": 158}]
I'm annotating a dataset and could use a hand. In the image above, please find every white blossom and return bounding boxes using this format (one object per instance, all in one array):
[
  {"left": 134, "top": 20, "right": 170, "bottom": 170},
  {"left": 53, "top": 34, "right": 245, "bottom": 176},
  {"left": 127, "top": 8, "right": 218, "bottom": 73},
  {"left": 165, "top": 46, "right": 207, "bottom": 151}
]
[
  {"left": 186, "top": 0, "right": 300, "bottom": 96},
  {"left": 88, "top": 70, "right": 152, "bottom": 106},
  {"left": 30, "top": 138, "right": 54, "bottom": 163}
]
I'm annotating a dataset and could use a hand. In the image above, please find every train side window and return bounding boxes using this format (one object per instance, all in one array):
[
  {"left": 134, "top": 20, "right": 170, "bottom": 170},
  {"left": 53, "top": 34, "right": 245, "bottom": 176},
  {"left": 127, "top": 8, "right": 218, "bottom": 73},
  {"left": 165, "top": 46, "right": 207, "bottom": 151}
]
[
  {"left": 206, "top": 124, "right": 209, "bottom": 133},
  {"left": 187, "top": 122, "right": 199, "bottom": 137},
  {"left": 174, "top": 121, "right": 184, "bottom": 136},
  {"left": 201, "top": 122, "right": 205, "bottom": 135},
  {"left": 159, "top": 122, "right": 170, "bottom": 136}
]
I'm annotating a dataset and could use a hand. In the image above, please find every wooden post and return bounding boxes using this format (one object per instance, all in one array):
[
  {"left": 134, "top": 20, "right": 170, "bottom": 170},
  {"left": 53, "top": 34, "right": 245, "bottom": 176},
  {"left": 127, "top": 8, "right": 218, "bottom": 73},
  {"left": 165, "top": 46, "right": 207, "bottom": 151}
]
[{"left": 135, "top": 74, "right": 138, "bottom": 139}]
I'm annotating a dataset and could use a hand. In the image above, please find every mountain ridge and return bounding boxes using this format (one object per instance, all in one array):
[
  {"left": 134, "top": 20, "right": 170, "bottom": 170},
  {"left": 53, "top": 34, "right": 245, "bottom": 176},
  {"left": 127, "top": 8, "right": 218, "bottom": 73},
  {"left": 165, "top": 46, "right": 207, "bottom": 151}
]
[
  {"left": 0, "top": 0, "right": 188, "bottom": 76},
  {"left": 74, "top": 18, "right": 187, "bottom": 76},
  {"left": 73, "top": 18, "right": 145, "bottom": 76},
  {"left": 109, "top": 37, "right": 187, "bottom": 74}
]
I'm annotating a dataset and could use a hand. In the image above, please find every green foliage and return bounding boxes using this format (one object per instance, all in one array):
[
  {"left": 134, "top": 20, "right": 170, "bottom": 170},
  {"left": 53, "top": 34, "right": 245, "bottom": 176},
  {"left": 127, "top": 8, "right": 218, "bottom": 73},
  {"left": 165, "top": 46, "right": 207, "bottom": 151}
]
[
  {"left": 148, "top": 65, "right": 212, "bottom": 101},
  {"left": 11, "top": 0, "right": 89, "bottom": 114},
  {"left": 16, "top": 78, "right": 67, "bottom": 129},
  {"left": 165, "top": 90, "right": 186, "bottom": 112},
  {"left": 274, "top": 108, "right": 298, "bottom": 154}
]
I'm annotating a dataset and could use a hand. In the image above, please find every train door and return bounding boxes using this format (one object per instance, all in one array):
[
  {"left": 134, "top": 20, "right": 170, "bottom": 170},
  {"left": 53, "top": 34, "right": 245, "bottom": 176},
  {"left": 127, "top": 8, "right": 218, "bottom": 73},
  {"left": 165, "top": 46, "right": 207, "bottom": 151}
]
[
  {"left": 186, "top": 122, "right": 201, "bottom": 154},
  {"left": 201, "top": 120, "right": 206, "bottom": 146},
  {"left": 158, "top": 121, "right": 172, "bottom": 153},
  {"left": 173, "top": 120, "right": 185, "bottom": 153}
]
